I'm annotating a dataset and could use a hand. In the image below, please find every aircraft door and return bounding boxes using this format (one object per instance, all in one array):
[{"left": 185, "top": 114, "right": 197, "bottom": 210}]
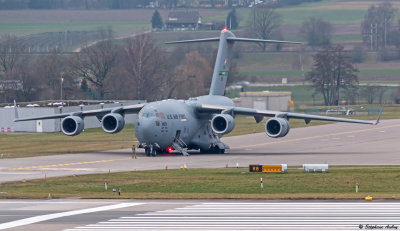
[
  {"left": 175, "top": 130, "right": 181, "bottom": 139},
  {"left": 36, "top": 120, "right": 43, "bottom": 133},
  {"left": 183, "top": 126, "right": 189, "bottom": 139}
]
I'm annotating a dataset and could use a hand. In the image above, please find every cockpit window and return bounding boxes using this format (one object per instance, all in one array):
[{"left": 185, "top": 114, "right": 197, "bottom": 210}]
[
  {"left": 141, "top": 112, "right": 155, "bottom": 118},
  {"left": 144, "top": 113, "right": 155, "bottom": 118}
]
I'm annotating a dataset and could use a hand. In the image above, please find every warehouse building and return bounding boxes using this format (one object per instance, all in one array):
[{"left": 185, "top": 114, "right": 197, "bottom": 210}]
[
  {"left": 0, "top": 100, "right": 144, "bottom": 133},
  {"left": 234, "top": 91, "right": 292, "bottom": 111}
]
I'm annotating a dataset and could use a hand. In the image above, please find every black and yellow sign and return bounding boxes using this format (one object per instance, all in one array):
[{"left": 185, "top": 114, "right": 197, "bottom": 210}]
[
  {"left": 249, "top": 165, "right": 282, "bottom": 173},
  {"left": 249, "top": 165, "right": 263, "bottom": 172}
]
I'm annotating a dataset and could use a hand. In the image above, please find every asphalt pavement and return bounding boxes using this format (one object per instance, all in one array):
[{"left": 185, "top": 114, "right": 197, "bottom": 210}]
[
  {"left": 1, "top": 199, "right": 399, "bottom": 230},
  {"left": 0, "top": 119, "right": 399, "bottom": 184}
]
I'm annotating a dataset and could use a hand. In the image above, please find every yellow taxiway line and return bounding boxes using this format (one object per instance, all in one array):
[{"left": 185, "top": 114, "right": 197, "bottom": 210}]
[{"left": 8, "top": 158, "right": 129, "bottom": 171}]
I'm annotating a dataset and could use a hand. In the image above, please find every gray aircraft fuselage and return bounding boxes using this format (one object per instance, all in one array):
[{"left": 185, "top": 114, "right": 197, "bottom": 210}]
[{"left": 135, "top": 95, "right": 234, "bottom": 152}]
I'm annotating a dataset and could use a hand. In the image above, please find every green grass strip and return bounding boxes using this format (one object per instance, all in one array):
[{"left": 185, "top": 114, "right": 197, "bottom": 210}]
[{"left": 2, "top": 167, "right": 400, "bottom": 199}]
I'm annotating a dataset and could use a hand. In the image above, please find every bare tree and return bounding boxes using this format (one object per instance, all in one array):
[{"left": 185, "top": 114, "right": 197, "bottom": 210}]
[
  {"left": 387, "top": 19, "right": 400, "bottom": 48},
  {"left": 0, "top": 34, "right": 24, "bottom": 76},
  {"left": 167, "top": 50, "right": 212, "bottom": 99},
  {"left": 1, "top": 56, "right": 43, "bottom": 102},
  {"left": 299, "top": 17, "right": 333, "bottom": 49},
  {"left": 122, "top": 33, "right": 168, "bottom": 101},
  {"left": 361, "top": 1, "right": 397, "bottom": 50},
  {"left": 70, "top": 27, "right": 118, "bottom": 99},
  {"left": 361, "top": 85, "right": 386, "bottom": 104},
  {"left": 32, "top": 51, "right": 65, "bottom": 99},
  {"left": 306, "top": 45, "right": 359, "bottom": 106},
  {"left": 249, "top": 5, "right": 282, "bottom": 52}
]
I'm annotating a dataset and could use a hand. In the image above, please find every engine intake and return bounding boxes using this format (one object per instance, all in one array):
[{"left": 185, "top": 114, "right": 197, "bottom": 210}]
[
  {"left": 265, "top": 117, "right": 290, "bottom": 138},
  {"left": 211, "top": 114, "right": 235, "bottom": 135},
  {"left": 102, "top": 113, "right": 125, "bottom": 134},
  {"left": 61, "top": 116, "right": 84, "bottom": 136}
]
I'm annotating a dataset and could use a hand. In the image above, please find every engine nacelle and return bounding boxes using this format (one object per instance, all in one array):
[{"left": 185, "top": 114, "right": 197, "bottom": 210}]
[
  {"left": 61, "top": 116, "right": 84, "bottom": 136},
  {"left": 101, "top": 113, "right": 125, "bottom": 134},
  {"left": 211, "top": 114, "right": 235, "bottom": 135},
  {"left": 265, "top": 117, "right": 290, "bottom": 138}
]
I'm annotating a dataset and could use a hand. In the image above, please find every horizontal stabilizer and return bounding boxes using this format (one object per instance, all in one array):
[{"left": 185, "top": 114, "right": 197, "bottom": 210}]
[
  {"left": 227, "top": 37, "right": 302, "bottom": 44},
  {"left": 165, "top": 37, "right": 220, "bottom": 44}
]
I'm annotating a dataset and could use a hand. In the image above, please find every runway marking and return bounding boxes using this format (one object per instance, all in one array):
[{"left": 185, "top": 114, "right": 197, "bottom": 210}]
[
  {"left": 231, "top": 124, "right": 400, "bottom": 149},
  {"left": 0, "top": 215, "right": 28, "bottom": 217},
  {"left": 8, "top": 158, "right": 129, "bottom": 171},
  {"left": 0, "top": 202, "right": 142, "bottom": 230},
  {"left": 65, "top": 202, "right": 400, "bottom": 231}
]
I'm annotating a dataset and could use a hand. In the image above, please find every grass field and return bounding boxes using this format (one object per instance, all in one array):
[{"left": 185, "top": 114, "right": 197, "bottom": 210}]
[
  {"left": 0, "top": 1, "right": 397, "bottom": 36},
  {"left": 0, "top": 0, "right": 399, "bottom": 53},
  {"left": 0, "top": 22, "right": 150, "bottom": 37},
  {"left": 0, "top": 125, "right": 138, "bottom": 159},
  {"left": 2, "top": 166, "right": 400, "bottom": 199}
]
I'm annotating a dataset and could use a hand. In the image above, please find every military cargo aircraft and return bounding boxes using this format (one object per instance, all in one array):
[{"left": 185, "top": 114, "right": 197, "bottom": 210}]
[{"left": 14, "top": 28, "right": 383, "bottom": 156}]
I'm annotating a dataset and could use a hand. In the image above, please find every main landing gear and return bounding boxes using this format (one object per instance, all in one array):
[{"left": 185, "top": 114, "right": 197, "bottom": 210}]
[{"left": 145, "top": 147, "right": 158, "bottom": 157}]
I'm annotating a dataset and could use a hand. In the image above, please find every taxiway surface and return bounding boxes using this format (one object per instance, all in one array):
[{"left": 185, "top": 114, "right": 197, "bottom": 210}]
[{"left": 0, "top": 119, "right": 399, "bottom": 183}]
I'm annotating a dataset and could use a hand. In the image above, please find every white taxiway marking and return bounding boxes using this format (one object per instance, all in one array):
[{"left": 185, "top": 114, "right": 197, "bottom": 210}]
[
  {"left": 0, "top": 203, "right": 142, "bottom": 230},
  {"left": 65, "top": 202, "right": 400, "bottom": 230}
]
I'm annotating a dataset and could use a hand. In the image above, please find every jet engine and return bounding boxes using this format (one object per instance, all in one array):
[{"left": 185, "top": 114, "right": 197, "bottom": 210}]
[
  {"left": 101, "top": 113, "right": 125, "bottom": 134},
  {"left": 61, "top": 116, "right": 84, "bottom": 136},
  {"left": 211, "top": 114, "right": 235, "bottom": 135},
  {"left": 265, "top": 118, "right": 290, "bottom": 138}
]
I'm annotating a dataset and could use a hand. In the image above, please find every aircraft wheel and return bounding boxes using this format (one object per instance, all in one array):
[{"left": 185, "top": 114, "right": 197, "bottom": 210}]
[
  {"left": 151, "top": 148, "right": 158, "bottom": 157},
  {"left": 145, "top": 148, "right": 151, "bottom": 157},
  {"left": 157, "top": 149, "right": 167, "bottom": 154},
  {"left": 211, "top": 146, "right": 225, "bottom": 154},
  {"left": 201, "top": 147, "right": 224, "bottom": 154}
]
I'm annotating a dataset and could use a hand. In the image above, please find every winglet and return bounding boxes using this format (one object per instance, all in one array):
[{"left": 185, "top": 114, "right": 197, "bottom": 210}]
[
  {"left": 13, "top": 100, "right": 19, "bottom": 121},
  {"left": 373, "top": 103, "right": 385, "bottom": 125}
]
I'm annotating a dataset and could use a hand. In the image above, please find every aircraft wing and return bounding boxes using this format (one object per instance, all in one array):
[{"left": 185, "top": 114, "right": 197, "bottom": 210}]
[
  {"left": 13, "top": 103, "right": 146, "bottom": 122},
  {"left": 196, "top": 104, "right": 383, "bottom": 125}
]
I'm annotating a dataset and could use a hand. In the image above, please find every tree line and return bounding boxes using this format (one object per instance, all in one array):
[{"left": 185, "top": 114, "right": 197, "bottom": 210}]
[
  {"left": 0, "top": 0, "right": 322, "bottom": 9},
  {"left": 0, "top": 27, "right": 241, "bottom": 104},
  {"left": 0, "top": 0, "right": 173, "bottom": 9}
]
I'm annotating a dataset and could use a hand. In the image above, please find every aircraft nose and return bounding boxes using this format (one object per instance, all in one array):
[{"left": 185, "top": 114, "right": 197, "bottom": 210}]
[{"left": 139, "top": 118, "right": 157, "bottom": 142}]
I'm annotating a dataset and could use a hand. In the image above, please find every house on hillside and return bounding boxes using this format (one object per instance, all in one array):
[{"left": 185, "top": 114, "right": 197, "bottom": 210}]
[{"left": 165, "top": 11, "right": 201, "bottom": 31}]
